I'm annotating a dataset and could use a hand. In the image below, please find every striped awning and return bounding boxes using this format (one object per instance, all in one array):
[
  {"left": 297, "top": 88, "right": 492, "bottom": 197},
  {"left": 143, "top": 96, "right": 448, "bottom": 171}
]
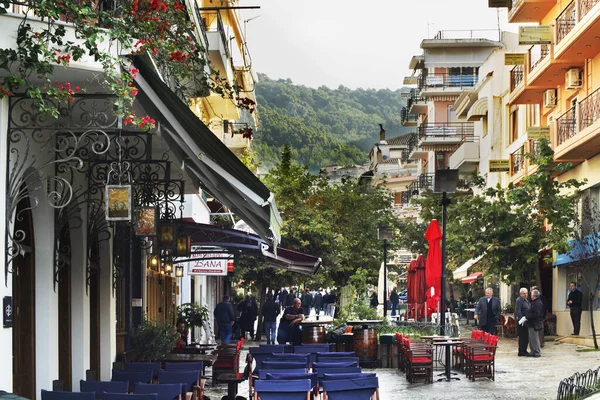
[
  {"left": 461, "top": 272, "right": 483, "bottom": 284},
  {"left": 467, "top": 97, "right": 489, "bottom": 121}
]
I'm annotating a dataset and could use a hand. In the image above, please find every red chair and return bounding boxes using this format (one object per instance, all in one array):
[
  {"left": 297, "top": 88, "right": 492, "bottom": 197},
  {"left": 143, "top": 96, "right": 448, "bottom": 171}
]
[
  {"left": 464, "top": 334, "right": 498, "bottom": 381},
  {"left": 402, "top": 336, "right": 433, "bottom": 383},
  {"left": 212, "top": 338, "right": 244, "bottom": 385}
]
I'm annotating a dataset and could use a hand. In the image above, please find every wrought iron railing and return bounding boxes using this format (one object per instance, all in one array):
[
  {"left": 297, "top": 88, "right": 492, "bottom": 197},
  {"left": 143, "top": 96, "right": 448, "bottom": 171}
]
[
  {"left": 579, "top": 86, "right": 600, "bottom": 131},
  {"left": 556, "top": 1, "right": 576, "bottom": 44},
  {"left": 557, "top": 366, "right": 600, "bottom": 400},
  {"left": 529, "top": 45, "right": 550, "bottom": 72},
  {"left": 530, "top": 140, "right": 542, "bottom": 157},
  {"left": 511, "top": 145, "right": 525, "bottom": 175},
  {"left": 419, "top": 73, "right": 478, "bottom": 89},
  {"left": 401, "top": 107, "right": 419, "bottom": 124},
  {"left": 401, "top": 173, "right": 435, "bottom": 204},
  {"left": 418, "top": 122, "right": 475, "bottom": 140},
  {"left": 203, "top": 11, "right": 231, "bottom": 60},
  {"left": 579, "top": 0, "right": 600, "bottom": 21},
  {"left": 511, "top": 65, "right": 524, "bottom": 92},
  {"left": 557, "top": 105, "right": 578, "bottom": 145}
]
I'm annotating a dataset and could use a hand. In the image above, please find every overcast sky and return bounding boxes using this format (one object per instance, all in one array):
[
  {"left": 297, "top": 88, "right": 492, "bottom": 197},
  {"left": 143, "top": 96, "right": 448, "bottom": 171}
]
[{"left": 243, "top": 0, "right": 516, "bottom": 90}]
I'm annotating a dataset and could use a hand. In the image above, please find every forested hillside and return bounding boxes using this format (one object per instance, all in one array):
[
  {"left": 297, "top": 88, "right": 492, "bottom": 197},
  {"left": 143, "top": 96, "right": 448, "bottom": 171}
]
[{"left": 253, "top": 75, "right": 412, "bottom": 170}]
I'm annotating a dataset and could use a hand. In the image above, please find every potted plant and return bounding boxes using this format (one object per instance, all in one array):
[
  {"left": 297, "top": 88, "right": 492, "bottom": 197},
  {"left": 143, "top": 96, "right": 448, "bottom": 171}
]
[
  {"left": 177, "top": 302, "right": 209, "bottom": 342},
  {"left": 131, "top": 320, "right": 179, "bottom": 362}
]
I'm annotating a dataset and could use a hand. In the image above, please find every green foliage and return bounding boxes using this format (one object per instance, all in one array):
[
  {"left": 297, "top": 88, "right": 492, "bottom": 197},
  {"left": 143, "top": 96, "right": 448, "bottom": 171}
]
[
  {"left": 177, "top": 303, "right": 209, "bottom": 330},
  {"left": 131, "top": 320, "right": 179, "bottom": 362},
  {"left": 254, "top": 75, "right": 412, "bottom": 170}
]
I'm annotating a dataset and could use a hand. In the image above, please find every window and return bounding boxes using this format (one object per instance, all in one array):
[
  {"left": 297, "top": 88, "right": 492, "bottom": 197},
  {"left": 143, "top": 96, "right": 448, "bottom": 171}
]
[{"left": 510, "top": 105, "right": 520, "bottom": 143}]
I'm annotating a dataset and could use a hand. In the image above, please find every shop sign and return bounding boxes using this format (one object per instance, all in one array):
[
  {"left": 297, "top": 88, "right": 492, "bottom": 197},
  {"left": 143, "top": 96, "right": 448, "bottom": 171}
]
[
  {"left": 527, "top": 126, "right": 551, "bottom": 140},
  {"left": 489, "top": 0, "right": 512, "bottom": 7},
  {"left": 187, "top": 252, "right": 232, "bottom": 276},
  {"left": 489, "top": 159, "right": 510, "bottom": 172},
  {"left": 3, "top": 297, "right": 12, "bottom": 328},
  {"left": 519, "top": 26, "right": 552, "bottom": 45},
  {"left": 504, "top": 53, "right": 526, "bottom": 65}
]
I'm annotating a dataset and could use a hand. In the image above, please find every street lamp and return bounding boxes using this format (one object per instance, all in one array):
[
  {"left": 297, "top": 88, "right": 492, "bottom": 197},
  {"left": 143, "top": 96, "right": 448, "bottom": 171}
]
[
  {"left": 378, "top": 226, "right": 393, "bottom": 318},
  {"left": 434, "top": 169, "right": 458, "bottom": 382}
]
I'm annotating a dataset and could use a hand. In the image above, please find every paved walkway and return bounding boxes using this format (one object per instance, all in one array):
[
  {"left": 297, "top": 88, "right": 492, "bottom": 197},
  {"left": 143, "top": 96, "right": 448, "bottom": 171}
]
[{"left": 204, "top": 332, "right": 600, "bottom": 400}]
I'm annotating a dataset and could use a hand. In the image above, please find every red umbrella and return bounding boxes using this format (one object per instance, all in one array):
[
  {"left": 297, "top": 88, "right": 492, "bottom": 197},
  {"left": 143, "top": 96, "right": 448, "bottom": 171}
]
[
  {"left": 425, "top": 220, "right": 443, "bottom": 299},
  {"left": 406, "top": 260, "right": 417, "bottom": 304},
  {"left": 414, "top": 254, "right": 427, "bottom": 304}
]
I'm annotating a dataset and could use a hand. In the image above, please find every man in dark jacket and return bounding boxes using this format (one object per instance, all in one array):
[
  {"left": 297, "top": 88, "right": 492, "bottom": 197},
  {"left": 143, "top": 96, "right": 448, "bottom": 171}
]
[
  {"left": 474, "top": 287, "right": 502, "bottom": 334},
  {"left": 261, "top": 294, "right": 279, "bottom": 344},
  {"left": 313, "top": 291, "right": 324, "bottom": 315},
  {"left": 390, "top": 287, "right": 400, "bottom": 316},
  {"left": 278, "top": 288, "right": 288, "bottom": 311},
  {"left": 515, "top": 287, "right": 530, "bottom": 356},
  {"left": 214, "top": 295, "right": 235, "bottom": 344},
  {"left": 567, "top": 281, "right": 583, "bottom": 335},
  {"left": 301, "top": 289, "right": 313, "bottom": 315},
  {"left": 525, "top": 289, "right": 544, "bottom": 357},
  {"left": 531, "top": 285, "right": 548, "bottom": 346}
]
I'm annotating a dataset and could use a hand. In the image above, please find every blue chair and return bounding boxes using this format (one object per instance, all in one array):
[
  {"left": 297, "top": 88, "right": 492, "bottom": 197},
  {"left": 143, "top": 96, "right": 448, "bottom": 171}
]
[
  {"left": 316, "top": 352, "right": 355, "bottom": 359},
  {"left": 80, "top": 380, "right": 128, "bottom": 396},
  {"left": 261, "top": 360, "right": 308, "bottom": 370},
  {"left": 157, "top": 369, "right": 202, "bottom": 399},
  {"left": 265, "top": 372, "right": 318, "bottom": 389},
  {"left": 102, "top": 394, "right": 158, "bottom": 400},
  {"left": 322, "top": 372, "right": 376, "bottom": 380},
  {"left": 253, "top": 379, "right": 311, "bottom": 400},
  {"left": 313, "top": 367, "right": 362, "bottom": 385},
  {"left": 322, "top": 376, "right": 379, "bottom": 400},
  {"left": 164, "top": 362, "right": 204, "bottom": 374},
  {"left": 111, "top": 370, "right": 153, "bottom": 392},
  {"left": 316, "top": 357, "right": 359, "bottom": 364},
  {"left": 249, "top": 346, "right": 286, "bottom": 373},
  {"left": 133, "top": 382, "right": 182, "bottom": 400},
  {"left": 41, "top": 391, "right": 96, "bottom": 400},
  {"left": 268, "top": 353, "right": 310, "bottom": 368},
  {"left": 124, "top": 362, "right": 162, "bottom": 377},
  {"left": 312, "top": 361, "right": 359, "bottom": 369},
  {"left": 258, "top": 369, "right": 307, "bottom": 379},
  {"left": 294, "top": 344, "right": 334, "bottom": 364}
]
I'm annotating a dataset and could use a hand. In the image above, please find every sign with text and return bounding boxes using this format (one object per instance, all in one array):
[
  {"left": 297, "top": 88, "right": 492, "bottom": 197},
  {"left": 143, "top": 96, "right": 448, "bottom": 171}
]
[
  {"left": 3, "top": 296, "right": 12, "bottom": 328},
  {"left": 489, "top": 0, "right": 512, "bottom": 7},
  {"left": 504, "top": 53, "right": 526, "bottom": 65},
  {"left": 519, "top": 26, "right": 552, "bottom": 45},
  {"left": 187, "top": 253, "right": 232, "bottom": 276},
  {"left": 489, "top": 159, "right": 510, "bottom": 172},
  {"left": 527, "top": 126, "right": 551, "bottom": 140}
]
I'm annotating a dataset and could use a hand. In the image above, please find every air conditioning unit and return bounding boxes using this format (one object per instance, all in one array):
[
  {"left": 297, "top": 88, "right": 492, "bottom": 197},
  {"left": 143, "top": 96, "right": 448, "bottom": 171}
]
[
  {"left": 544, "top": 89, "right": 557, "bottom": 108},
  {"left": 566, "top": 68, "right": 582, "bottom": 89}
]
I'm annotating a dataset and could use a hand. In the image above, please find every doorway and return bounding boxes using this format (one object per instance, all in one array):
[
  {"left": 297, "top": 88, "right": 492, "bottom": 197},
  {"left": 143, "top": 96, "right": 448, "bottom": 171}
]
[{"left": 12, "top": 197, "right": 36, "bottom": 399}]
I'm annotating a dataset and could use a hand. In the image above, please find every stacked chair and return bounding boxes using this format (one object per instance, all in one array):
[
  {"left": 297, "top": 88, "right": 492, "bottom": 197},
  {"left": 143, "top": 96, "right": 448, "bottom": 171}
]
[
  {"left": 395, "top": 334, "right": 433, "bottom": 384},
  {"left": 253, "top": 379, "right": 312, "bottom": 400},
  {"left": 463, "top": 331, "right": 499, "bottom": 381},
  {"left": 212, "top": 337, "right": 245, "bottom": 385}
]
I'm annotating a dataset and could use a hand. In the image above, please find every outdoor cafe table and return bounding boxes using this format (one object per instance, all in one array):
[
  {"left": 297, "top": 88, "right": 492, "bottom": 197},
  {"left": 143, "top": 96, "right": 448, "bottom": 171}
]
[
  {"left": 216, "top": 372, "right": 246, "bottom": 400},
  {"left": 162, "top": 352, "right": 217, "bottom": 367},
  {"left": 432, "top": 339, "right": 462, "bottom": 382},
  {"left": 298, "top": 317, "right": 334, "bottom": 344}
]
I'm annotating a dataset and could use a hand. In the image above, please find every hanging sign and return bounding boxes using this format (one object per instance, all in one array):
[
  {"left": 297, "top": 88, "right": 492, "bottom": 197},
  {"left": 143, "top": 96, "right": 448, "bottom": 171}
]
[
  {"left": 3, "top": 297, "right": 12, "bottom": 328},
  {"left": 187, "top": 253, "right": 232, "bottom": 276},
  {"left": 504, "top": 53, "right": 526, "bottom": 65},
  {"left": 489, "top": 160, "right": 510, "bottom": 172},
  {"left": 519, "top": 26, "right": 552, "bottom": 45},
  {"left": 527, "top": 126, "right": 551, "bottom": 140},
  {"left": 489, "top": 0, "right": 512, "bottom": 7}
]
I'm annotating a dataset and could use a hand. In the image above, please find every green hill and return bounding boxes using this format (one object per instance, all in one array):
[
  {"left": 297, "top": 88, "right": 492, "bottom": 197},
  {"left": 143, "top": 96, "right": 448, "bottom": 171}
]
[{"left": 254, "top": 75, "right": 412, "bottom": 171}]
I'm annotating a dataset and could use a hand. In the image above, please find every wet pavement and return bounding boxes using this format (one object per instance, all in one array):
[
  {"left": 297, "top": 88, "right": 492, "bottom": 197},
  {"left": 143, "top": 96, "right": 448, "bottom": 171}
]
[{"left": 203, "top": 325, "right": 600, "bottom": 400}]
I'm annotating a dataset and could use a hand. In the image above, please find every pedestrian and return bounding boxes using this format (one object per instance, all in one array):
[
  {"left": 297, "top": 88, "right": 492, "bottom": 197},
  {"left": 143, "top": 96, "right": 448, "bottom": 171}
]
[
  {"left": 277, "top": 298, "right": 305, "bottom": 345},
  {"left": 213, "top": 295, "right": 235, "bottom": 345},
  {"left": 390, "top": 287, "right": 399, "bottom": 317},
  {"left": 301, "top": 289, "right": 313, "bottom": 315},
  {"left": 567, "top": 281, "right": 583, "bottom": 335},
  {"left": 523, "top": 288, "right": 544, "bottom": 357},
  {"left": 369, "top": 290, "right": 379, "bottom": 308},
  {"left": 175, "top": 320, "right": 188, "bottom": 348},
  {"left": 515, "top": 287, "right": 530, "bottom": 356},
  {"left": 531, "top": 285, "right": 548, "bottom": 346},
  {"left": 313, "top": 291, "right": 323, "bottom": 315},
  {"left": 239, "top": 295, "right": 258, "bottom": 340},
  {"left": 326, "top": 290, "right": 337, "bottom": 317},
  {"left": 285, "top": 290, "right": 295, "bottom": 308},
  {"left": 474, "top": 287, "right": 501, "bottom": 334},
  {"left": 261, "top": 294, "right": 279, "bottom": 345},
  {"left": 278, "top": 287, "right": 288, "bottom": 312},
  {"left": 322, "top": 291, "right": 330, "bottom": 315}
]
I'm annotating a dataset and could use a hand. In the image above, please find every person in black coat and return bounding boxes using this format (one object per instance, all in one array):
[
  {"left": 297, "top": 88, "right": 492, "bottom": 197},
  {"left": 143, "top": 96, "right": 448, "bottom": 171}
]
[
  {"left": 524, "top": 289, "right": 544, "bottom": 357},
  {"left": 531, "top": 285, "right": 548, "bottom": 346},
  {"left": 301, "top": 289, "right": 313, "bottom": 315},
  {"left": 239, "top": 295, "right": 258, "bottom": 340},
  {"left": 313, "top": 291, "right": 323, "bottom": 315},
  {"left": 278, "top": 288, "right": 288, "bottom": 311},
  {"left": 390, "top": 287, "right": 400, "bottom": 316},
  {"left": 474, "top": 288, "right": 502, "bottom": 334},
  {"left": 261, "top": 294, "right": 280, "bottom": 345},
  {"left": 369, "top": 290, "right": 379, "bottom": 308},
  {"left": 515, "top": 288, "right": 530, "bottom": 356},
  {"left": 567, "top": 281, "right": 583, "bottom": 335}
]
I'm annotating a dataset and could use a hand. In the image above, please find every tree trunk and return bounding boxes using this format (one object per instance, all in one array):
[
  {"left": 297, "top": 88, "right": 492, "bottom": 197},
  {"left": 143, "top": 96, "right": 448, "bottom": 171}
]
[
  {"left": 591, "top": 293, "right": 598, "bottom": 349},
  {"left": 255, "top": 285, "right": 265, "bottom": 341}
]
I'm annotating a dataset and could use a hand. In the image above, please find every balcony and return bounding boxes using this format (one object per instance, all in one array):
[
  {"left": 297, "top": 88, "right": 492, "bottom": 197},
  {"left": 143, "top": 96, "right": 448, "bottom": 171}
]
[
  {"left": 555, "top": 0, "right": 600, "bottom": 61},
  {"left": 509, "top": 64, "right": 546, "bottom": 104},
  {"left": 401, "top": 107, "right": 419, "bottom": 126},
  {"left": 401, "top": 173, "right": 435, "bottom": 204},
  {"left": 419, "top": 73, "right": 478, "bottom": 96},
  {"left": 508, "top": 0, "right": 558, "bottom": 23},
  {"left": 417, "top": 122, "right": 475, "bottom": 151},
  {"left": 205, "top": 11, "right": 233, "bottom": 81},
  {"left": 449, "top": 140, "right": 480, "bottom": 173},
  {"left": 555, "top": 87, "right": 600, "bottom": 161},
  {"left": 511, "top": 145, "right": 526, "bottom": 177}
]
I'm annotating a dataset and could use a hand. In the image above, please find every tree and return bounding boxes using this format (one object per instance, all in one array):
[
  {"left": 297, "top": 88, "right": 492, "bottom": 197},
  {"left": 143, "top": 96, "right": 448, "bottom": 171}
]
[{"left": 568, "top": 194, "right": 600, "bottom": 348}]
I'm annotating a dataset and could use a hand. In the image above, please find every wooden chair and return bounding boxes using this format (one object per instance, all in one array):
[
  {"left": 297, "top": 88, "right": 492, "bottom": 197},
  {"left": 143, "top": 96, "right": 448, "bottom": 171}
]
[
  {"left": 212, "top": 338, "right": 244, "bottom": 385},
  {"left": 464, "top": 334, "right": 499, "bottom": 381},
  {"left": 402, "top": 337, "right": 433, "bottom": 383}
]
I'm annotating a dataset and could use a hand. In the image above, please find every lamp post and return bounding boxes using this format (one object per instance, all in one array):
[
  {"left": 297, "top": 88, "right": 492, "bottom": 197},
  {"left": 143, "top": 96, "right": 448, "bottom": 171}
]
[
  {"left": 378, "top": 226, "right": 393, "bottom": 318},
  {"left": 434, "top": 169, "right": 459, "bottom": 382},
  {"left": 175, "top": 265, "right": 184, "bottom": 307}
]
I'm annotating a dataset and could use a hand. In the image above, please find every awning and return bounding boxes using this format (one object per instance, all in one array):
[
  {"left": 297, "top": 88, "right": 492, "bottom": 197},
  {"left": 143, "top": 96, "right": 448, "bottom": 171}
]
[
  {"left": 175, "top": 219, "right": 321, "bottom": 275},
  {"left": 131, "top": 55, "right": 281, "bottom": 245},
  {"left": 461, "top": 272, "right": 483, "bottom": 284},
  {"left": 466, "top": 97, "right": 489, "bottom": 121},
  {"left": 453, "top": 254, "right": 484, "bottom": 280}
]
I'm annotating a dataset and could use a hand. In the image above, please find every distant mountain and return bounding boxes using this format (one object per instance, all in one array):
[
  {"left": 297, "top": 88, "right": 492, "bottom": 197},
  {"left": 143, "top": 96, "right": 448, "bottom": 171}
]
[{"left": 253, "top": 74, "right": 413, "bottom": 171}]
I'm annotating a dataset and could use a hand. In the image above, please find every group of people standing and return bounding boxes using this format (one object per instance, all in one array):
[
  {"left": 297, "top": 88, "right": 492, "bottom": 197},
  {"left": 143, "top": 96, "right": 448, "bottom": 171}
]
[
  {"left": 515, "top": 286, "right": 548, "bottom": 358},
  {"left": 276, "top": 287, "right": 337, "bottom": 316}
]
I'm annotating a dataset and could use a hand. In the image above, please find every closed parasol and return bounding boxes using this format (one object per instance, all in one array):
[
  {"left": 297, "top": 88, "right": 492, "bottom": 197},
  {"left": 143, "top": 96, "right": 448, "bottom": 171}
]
[{"left": 424, "top": 220, "right": 442, "bottom": 299}]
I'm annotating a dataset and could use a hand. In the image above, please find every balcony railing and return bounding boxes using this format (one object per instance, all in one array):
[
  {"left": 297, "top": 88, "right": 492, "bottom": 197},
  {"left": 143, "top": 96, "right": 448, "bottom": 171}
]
[
  {"left": 204, "top": 11, "right": 231, "bottom": 60},
  {"left": 401, "top": 173, "right": 435, "bottom": 204},
  {"left": 401, "top": 108, "right": 419, "bottom": 124},
  {"left": 418, "top": 122, "right": 475, "bottom": 140},
  {"left": 556, "top": 1, "right": 576, "bottom": 44},
  {"left": 419, "top": 73, "right": 478, "bottom": 90},
  {"left": 579, "top": 86, "right": 600, "bottom": 131},
  {"left": 530, "top": 140, "right": 542, "bottom": 157},
  {"left": 580, "top": 0, "right": 600, "bottom": 17},
  {"left": 511, "top": 145, "right": 526, "bottom": 175},
  {"left": 510, "top": 65, "right": 524, "bottom": 92},
  {"left": 529, "top": 45, "right": 550, "bottom": 72},
  {"left": 432, "top": 30, "right": 500, "bottom": 41},
  {"left": 557, "top": 106, "right": 578, "bottom": 145}
]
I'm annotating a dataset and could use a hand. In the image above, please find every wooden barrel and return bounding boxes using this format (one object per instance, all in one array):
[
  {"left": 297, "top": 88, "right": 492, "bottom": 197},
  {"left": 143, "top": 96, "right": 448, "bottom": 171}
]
[
  {"left": 302, "top": 325, "right": 326, "bottom": 344},
  {"left": 353, "top": 328, "right": 377, "bottom": 361}
]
